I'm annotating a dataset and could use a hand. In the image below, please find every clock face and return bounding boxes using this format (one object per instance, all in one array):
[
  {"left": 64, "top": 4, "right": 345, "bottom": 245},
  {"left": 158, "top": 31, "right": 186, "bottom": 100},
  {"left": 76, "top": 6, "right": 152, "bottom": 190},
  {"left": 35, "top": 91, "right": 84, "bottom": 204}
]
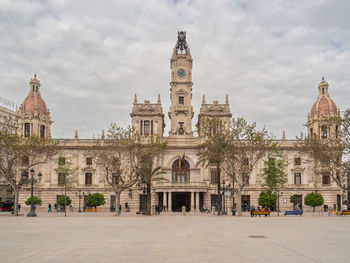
[{"left": 177, "top": 68, "right": 186, "bottom": 78}]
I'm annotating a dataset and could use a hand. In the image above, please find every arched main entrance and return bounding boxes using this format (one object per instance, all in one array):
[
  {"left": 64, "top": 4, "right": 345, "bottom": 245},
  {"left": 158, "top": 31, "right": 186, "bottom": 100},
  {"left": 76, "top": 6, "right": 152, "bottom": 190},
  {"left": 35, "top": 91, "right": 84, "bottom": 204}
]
[{"left": 171, "top": 159, "right": 191, "bottom": 212}]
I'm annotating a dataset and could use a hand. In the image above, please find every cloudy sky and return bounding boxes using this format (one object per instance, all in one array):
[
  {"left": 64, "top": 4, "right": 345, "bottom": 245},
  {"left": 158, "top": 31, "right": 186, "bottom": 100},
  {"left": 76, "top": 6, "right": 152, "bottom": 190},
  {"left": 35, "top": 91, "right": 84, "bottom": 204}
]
[{"left": 1, "top": 0, "right": 349, "bottom": 139}]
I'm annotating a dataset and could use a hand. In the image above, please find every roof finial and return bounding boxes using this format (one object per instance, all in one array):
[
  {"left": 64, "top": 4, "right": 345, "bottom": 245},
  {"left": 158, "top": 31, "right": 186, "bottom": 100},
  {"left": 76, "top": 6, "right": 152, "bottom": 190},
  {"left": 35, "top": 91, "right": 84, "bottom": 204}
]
[
  {"left": 101, "top": 129, "right": 105, "bottom": 140},
  {"left": 322, "top": 76, "right": 324, "bottom": 81},
  {"left": 34, "top": 73, "right": 37, "bottom": 78},
  {"left": 134, "top": 94, "right": 137, "bottom": 104},
  {"left": 225, "top": 94, "right": 229, "bottom": 104},
  {"left": 74, "top": 129, "right": 78, "bottom": 140},
  {"left": 202, "top": 94, "right": 206, "bottom": 104},
  {"left": 158, "top": 94, "right": 161, "bottom": 104}
]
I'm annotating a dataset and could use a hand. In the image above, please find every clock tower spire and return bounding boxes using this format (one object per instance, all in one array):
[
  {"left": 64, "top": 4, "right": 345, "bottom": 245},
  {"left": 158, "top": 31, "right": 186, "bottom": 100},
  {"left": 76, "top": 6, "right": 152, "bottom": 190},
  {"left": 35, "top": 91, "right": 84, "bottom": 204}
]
[{"left": 168, "top": 31, "right": 194, "bottom": 136}]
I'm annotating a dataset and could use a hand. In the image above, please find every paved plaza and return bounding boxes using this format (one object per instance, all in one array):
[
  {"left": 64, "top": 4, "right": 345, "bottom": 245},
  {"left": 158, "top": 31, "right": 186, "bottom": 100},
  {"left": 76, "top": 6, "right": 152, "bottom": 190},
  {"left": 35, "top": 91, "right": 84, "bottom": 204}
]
[{"left": 1, "top": 213, "right": 349, "bottom": 263}]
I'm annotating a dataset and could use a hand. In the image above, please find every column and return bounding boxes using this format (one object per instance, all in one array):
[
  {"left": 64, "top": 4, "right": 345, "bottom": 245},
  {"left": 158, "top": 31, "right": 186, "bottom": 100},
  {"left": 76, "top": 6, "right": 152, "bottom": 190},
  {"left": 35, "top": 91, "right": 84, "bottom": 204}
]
[
  {"left": 196, "top": 192, "right": 200, "bottom": 211},
  {"left": 191, "top": 192, "right": 194, "bottom": 212},
  {"left": 168, "top": 192, "right": 172, "bottom": 212},
  {"left": 163, "top": 192, "right": 167, "bottom": 211}
]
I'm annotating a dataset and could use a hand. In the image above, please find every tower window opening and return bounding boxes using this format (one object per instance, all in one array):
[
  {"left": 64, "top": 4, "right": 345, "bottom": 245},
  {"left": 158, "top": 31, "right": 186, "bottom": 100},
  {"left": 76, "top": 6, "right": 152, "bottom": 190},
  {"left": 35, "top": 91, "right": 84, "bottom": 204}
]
[
  {"left": 151, "top": 120, "right": 153, "bottom": 135},
  {"left": 179, "top": 96, "right": 184, "bottom": 105},
  {"left": 336, "top": 125, "right": 338, "bottom": 139},
  {"left": 140, "top": 120, "right": 143, "bottom": 135},
  {"left": 33, "top": 85, "right": 35, "bottom": 92},
  {"left": 24, "top": 123, "right": 30, "bottom": 137},
  {"left": 40, "top": 125, "right": 45, "bottom": 138},
  {"left": 322, "top": 88, "right": 325, "bottom": 95},
  {"left": 310, "top": 128, "right": 313, "bottom": 138},
  {"left": 321, "top": 125, "right": 327, "bottom": 139},
  {"left": 144, "top": 120, "right": 150, "bottom": 135}
]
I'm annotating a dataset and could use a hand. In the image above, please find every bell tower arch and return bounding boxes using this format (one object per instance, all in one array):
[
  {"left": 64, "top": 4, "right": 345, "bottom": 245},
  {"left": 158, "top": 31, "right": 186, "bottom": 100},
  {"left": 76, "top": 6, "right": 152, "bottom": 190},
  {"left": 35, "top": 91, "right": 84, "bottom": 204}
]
[{"left": 168, "top": 31, "right": 194, "bottom": 136}]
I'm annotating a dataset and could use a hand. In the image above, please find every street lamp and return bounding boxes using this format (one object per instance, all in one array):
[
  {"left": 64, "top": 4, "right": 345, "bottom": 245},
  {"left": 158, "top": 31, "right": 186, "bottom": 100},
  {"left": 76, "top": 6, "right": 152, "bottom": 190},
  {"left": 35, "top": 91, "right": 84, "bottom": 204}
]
[
  {"left": 27, "top": 169, "right": 42, "bottom": 217},
  {"left": 75, "top": 191, "right": 85, "bottom": 213},
  {"left": 221, "top": 182, "right": 233, "bottom": 215}
]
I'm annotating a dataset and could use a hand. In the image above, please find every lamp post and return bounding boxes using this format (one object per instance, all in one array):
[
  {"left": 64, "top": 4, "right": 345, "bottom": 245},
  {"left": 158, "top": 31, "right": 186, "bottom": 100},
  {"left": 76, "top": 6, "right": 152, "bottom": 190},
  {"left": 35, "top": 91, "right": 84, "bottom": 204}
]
[
  {"left": 75, "top": 190, "right": 84, "bottom": 213},
  {"left": 27, "top": 169, "right": 42, "bottom": 217}
]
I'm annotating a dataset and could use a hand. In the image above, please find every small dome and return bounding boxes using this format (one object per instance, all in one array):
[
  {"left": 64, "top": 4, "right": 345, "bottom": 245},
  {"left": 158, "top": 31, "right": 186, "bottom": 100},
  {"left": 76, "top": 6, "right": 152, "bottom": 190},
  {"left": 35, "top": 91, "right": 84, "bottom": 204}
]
[{"left": 23, "top": 94, "right": 47, "bottom": 115}]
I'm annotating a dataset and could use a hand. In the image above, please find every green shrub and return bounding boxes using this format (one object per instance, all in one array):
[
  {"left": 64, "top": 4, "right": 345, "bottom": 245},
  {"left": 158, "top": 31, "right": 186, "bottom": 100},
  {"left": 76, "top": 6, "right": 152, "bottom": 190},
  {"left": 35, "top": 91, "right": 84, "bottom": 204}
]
[
  {"left": 57, "top": 195, "right": 72, "bottom": 207},
  {"left": 258, "top": 190, "right": 276, "bottom": 209},
  {"left": 304, "top": 192, "right": 324, "bottom": 215},
  {"left": 85, "top": 193, "right": 105, "bottom": 209},
  {"left": 25, "top": 196, "right": 42, "bottom": 206}
]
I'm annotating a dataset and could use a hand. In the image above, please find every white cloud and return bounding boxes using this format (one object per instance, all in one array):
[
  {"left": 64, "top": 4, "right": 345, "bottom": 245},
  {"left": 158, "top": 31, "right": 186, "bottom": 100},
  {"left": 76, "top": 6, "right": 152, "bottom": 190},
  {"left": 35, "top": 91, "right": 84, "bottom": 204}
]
[{"left": 0, "top": 0, "right": 349, "bottom": 138}]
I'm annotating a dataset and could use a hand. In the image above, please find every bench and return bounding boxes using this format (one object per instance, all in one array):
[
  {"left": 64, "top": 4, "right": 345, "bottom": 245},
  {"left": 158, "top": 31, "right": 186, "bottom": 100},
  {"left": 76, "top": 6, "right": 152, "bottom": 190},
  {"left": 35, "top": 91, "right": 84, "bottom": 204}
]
[
  {"left": 341, "top": 210, "right": 350, "bottom": 215},
  {"left": 252, "top": 210, "right": 271, "bottom": 217},
  {"left": 284, "top": 210, "right": 303, "bottom": 216}
]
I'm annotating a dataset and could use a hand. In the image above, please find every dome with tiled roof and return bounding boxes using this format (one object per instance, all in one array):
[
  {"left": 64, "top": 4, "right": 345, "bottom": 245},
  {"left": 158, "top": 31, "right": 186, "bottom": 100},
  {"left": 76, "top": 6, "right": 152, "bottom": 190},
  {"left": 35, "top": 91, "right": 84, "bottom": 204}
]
[
  {"left": 309, "top": 78, "right": 338, "bottom": 118},
  {"left": 21, "top": 74, "right": 48, "bottom": 115}
]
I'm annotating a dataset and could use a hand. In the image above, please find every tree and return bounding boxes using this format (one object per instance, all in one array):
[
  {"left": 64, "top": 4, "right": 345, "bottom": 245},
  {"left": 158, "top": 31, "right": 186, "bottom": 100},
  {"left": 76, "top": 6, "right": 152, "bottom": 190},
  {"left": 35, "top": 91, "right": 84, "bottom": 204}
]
[
  {"left": 135, "top": 134, "right": 166, "bottom": 215},
  {"left": 92, "top": 125, "right": 136, "bottom": 216},
  {"left": 0, "top": 123, "right": 58, "bottom": 216},
  {"left": 54, "top": 154, "right": 77, "bottom": 216},
  {"left": 197, "top": 117, "right": 231, "bottom": 215},
  {"left": 258, "top": 190, "right": 276, "bottom": 210},
  {"left": 140, "top": 162, "right": 166, "bottom": 215},
  {"left": 85, "top": 193, "right": 105, "bottom": 210},
  {"left": 260, "top": 148, "right": 288, "bottom": 215},
  {"left": 304, "top": 192, "right": 324, "bottom": 215},
  {"left": 221, "top": 117, "right": 272, "bottom": 216},
  {"left": 57, "top": 196, "right": 72, "bottom": 207},
  {"left": 25, "top": 196, "right": 42, "bottom": 206}
]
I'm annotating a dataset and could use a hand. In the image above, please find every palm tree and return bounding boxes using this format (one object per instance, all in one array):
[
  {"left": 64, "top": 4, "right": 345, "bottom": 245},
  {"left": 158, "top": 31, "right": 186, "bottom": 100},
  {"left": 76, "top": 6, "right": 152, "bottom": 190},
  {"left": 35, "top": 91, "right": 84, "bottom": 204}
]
[
  {"left": 196, "top": 118, "right": 230, "bottom": 215},
  {"left": 140, "top": 160, "right": 166, "bottom": 215}
]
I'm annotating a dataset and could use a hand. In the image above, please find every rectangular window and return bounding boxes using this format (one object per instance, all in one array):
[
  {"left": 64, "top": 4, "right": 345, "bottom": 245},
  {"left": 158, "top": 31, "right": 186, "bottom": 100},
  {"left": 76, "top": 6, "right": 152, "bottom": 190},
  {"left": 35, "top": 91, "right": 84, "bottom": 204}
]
[
  {"left": 86, "top": 157, "right": 92, "bottom": 165},
  {"left": 243, "top": 158, "right": 249, "bottom": 166},
  {"left": 178, "top": 96, "right": 184, "bottom": 105},
  {"left": 24, "top": 123, "right": 30, "bottom": 137},
  {"left": 151, "top": 120, "right": 153, "bottom": 135},
  {"left": 112, "top": 173, "right": 119, "bottom": 185},
  {"left": 58, "top": 173, "right": 65, "bottom": 185},
  {"left": 40, "top": 125, "right": 45, "bottom": 138},
  {"left": 140, "top": 120, "right": 143, "bottom": 135},
  {"left": 85, "top": 173, "right": 92, "bottom": 185},
  {"left": 294, "top": 173, "right": 301, "bottom": 185},
  {"left": 144, "top": 120, "right": 150, "bottom": 135},
  {"left": 322, "top": 173, "right": 330, "bottom": 185},
  {"left": 58, "top": 157, "right": 65, "bottom": 165},
  {"left": 294, "top": 157, "right": 301, "bottom": 165},
  {"left": 210, "top": 169, "right": 218, "bottom": 184}
]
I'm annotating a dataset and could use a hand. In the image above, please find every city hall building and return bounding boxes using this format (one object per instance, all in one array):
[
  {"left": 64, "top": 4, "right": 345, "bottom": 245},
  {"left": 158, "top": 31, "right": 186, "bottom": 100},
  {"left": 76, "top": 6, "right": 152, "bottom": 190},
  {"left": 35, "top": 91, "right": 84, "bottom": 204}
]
[{"left": 9, "top": 32, "right": 344, "bottom": 213}]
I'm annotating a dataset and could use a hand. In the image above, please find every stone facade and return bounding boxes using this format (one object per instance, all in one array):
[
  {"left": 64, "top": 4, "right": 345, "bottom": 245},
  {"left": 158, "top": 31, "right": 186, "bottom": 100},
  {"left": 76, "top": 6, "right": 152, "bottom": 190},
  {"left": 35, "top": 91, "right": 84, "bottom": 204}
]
[{"left": 14, "top": 32, "right": 344, "bottom": 214}]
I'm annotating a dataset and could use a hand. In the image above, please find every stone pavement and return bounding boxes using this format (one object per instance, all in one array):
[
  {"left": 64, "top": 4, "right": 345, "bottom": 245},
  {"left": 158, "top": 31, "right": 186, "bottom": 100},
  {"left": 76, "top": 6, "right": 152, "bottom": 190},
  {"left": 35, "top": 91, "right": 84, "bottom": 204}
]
[{"left": 0, "top": 213, "right": 349, "bottom": 263}]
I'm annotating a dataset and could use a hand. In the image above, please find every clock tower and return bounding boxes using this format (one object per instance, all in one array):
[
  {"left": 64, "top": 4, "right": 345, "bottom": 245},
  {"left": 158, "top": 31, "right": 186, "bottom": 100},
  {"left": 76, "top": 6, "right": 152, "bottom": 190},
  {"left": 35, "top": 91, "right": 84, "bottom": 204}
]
[{"left": 168, "top": 31, "right": 194, "bottom": 136}]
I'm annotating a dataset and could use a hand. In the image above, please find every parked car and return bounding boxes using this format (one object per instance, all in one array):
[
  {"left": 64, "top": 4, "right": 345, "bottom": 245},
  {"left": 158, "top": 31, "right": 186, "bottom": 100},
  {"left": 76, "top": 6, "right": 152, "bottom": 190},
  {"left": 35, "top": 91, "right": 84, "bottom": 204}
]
[{"left": 0, "top": 201, "right": 14, "bottom": 212}]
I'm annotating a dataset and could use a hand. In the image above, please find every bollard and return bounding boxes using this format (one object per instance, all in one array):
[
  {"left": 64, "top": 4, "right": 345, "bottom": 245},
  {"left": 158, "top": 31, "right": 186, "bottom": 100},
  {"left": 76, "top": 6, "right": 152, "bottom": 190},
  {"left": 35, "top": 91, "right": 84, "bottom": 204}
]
[
  {"left": 182, "top": 206, "right": 186, "bottom": 215},
  {"left": 212, "top": 206, "right": 216, "bottom": 215}
]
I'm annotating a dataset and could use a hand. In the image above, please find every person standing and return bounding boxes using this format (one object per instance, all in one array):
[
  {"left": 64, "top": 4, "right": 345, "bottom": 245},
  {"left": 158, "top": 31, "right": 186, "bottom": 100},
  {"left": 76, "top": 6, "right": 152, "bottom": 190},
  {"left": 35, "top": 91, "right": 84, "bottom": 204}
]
[
  {"left": 54, "top": 203, "right": 58, "bottom": 212},
  {"left": 119, "top": 204, "right": 122, "bottom": 215},
  {"left": 48, "top": 203, "right": 52, "bottom": 212}
]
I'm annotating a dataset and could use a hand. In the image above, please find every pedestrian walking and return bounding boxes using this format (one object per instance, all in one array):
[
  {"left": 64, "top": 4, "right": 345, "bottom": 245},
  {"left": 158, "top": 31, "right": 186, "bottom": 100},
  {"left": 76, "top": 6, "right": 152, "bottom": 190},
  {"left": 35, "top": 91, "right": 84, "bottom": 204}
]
[
  {"left": 48, "top": 203, "right": 52, "bottom": 212},
  {"left": 54, "top": 203, "right": 58, "bottom": 212},
  {"left": 18, "top": 204, "right": 21, "bottom": 212},
  {"left": 119, "top": 204, "right": 122, "bottom": 215}
]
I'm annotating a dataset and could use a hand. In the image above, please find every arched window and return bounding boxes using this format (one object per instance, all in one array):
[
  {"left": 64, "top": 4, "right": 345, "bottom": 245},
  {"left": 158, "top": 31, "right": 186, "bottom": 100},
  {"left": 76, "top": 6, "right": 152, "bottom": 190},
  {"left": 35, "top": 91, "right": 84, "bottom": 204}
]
[
  {"left": 321, "top": 125, "right": 327, "bottom": 139},
  {"left": 172, "top": 159, "right": 190, "bottom": 183}
]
